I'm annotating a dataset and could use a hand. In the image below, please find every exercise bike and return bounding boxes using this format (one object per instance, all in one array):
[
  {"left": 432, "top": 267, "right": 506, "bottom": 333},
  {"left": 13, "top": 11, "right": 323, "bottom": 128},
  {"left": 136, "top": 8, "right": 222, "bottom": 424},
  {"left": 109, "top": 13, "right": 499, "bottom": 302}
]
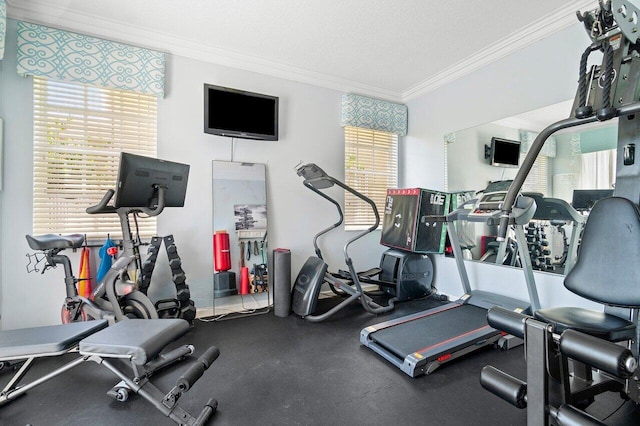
[
  {"left": 26, "top": 186, "right": 163, "bottom": 323},
  {"left": 26, "top": 152, "right": 192, "bottom": 324}
]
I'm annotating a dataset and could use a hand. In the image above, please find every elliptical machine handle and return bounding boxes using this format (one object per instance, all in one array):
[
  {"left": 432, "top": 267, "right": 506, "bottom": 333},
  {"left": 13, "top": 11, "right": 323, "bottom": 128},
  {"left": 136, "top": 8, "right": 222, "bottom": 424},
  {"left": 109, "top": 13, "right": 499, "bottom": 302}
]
[{"left": 86, "top": 189, "right": 117, "bottom": 214}]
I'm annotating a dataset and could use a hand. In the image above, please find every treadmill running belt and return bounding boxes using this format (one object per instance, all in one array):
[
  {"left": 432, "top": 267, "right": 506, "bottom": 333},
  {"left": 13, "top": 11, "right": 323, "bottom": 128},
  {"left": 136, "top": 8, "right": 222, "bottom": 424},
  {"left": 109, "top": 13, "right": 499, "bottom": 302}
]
[{"left": 370, "top": 304, "right": 491, "bottom": 359}]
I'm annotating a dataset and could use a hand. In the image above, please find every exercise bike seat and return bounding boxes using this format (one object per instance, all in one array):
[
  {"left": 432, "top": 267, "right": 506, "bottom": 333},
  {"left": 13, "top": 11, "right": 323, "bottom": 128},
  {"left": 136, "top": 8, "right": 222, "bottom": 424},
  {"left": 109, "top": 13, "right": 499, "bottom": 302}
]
[
  {"left": 80, "top": 319, "right": 189, "bottom": 365},
  {"left": 0, "top": 320, "right": 108, "bottom": 360},
  {"left": 25, "top": 233, "right": 85, "bottom": 251}
]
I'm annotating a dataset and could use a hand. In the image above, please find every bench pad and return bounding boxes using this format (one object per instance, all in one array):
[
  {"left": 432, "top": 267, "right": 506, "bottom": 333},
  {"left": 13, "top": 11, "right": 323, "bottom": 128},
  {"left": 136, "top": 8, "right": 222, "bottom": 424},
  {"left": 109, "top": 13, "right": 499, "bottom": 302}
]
[
  {"left": 0, "top": 320, "right": 108, "bottom": 359},
  {"left": 79, "top": 319, "right": 189, "bottom": 365}
]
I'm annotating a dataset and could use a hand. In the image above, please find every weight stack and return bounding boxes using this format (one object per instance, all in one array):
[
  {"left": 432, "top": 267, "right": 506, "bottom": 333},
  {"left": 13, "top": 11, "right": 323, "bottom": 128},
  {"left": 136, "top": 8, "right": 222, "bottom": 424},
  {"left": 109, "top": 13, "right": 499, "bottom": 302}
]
[{"left": 272, "top": 248, "right": 291, "bottom": 317}]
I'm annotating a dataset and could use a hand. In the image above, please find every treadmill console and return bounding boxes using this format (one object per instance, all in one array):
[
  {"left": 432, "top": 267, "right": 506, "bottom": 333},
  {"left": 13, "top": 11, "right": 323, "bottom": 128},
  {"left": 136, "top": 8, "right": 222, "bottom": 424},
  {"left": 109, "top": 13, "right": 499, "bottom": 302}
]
[
  {"left": 460, "top": 191, "right": 536, "bottom": 226},
  {"left": 472, "top": 191, "right": 507, "bottom": 215}
]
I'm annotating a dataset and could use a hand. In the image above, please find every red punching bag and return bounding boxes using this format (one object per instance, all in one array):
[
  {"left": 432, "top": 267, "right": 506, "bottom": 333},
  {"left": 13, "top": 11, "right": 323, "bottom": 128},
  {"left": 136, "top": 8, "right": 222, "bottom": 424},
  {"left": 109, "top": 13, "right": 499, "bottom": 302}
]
[{"left": 213, "top": 231, "right": 231, "bottom": 272}]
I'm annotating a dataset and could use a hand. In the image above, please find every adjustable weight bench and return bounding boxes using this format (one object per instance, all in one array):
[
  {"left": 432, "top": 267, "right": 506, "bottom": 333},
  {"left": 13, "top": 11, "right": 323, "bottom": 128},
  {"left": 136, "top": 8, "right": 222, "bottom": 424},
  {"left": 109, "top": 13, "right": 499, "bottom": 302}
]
[{"left": 0, "top": 319, "right": 219, "bottom": 425}]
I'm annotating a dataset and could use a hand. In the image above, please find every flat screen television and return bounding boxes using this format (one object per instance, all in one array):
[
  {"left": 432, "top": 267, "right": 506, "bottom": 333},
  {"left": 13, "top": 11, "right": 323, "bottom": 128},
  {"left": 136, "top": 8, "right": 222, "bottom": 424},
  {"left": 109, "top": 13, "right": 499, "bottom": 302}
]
[
  {"left": 114, "top": 152, "right": 190, "bottom": 208},
  {"left": 204, "top": 84, "right": 279, "bottom": 141},
  {"left": 490, "top": 137, "right": 521, "bottom": 168}
]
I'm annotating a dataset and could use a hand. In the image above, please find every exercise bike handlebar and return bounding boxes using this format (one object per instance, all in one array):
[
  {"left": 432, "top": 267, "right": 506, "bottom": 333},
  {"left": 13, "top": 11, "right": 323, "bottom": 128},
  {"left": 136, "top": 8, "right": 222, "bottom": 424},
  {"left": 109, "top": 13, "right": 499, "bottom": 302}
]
[
  {"left": 86, "top": 189, "right": 117, "bottom": 214},
  {"left": 86, "top": 186, "right": 167, "bottom": 217}
]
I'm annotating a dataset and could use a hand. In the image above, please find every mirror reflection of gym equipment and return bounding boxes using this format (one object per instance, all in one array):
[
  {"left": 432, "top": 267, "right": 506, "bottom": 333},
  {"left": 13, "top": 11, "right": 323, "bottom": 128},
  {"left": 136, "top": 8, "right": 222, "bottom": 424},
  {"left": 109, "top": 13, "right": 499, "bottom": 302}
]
[{"left": 447, "top": 103, "right": 618, "bottom": 276}]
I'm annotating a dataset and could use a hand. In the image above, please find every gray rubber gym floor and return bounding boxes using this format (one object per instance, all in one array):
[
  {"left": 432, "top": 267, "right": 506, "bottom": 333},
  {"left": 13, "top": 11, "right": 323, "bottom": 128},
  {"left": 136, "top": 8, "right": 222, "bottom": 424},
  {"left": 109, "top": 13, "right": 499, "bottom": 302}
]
[{"left": 1, "top": 296, "right": 639, "bottom": 425}]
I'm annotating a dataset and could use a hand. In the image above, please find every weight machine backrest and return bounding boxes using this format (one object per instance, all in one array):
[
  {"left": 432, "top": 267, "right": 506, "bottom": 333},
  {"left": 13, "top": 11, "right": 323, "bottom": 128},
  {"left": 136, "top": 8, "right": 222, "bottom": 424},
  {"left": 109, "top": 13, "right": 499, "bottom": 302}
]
[{"left": 564, "top": 196, "right": 640, "bottom": 307}]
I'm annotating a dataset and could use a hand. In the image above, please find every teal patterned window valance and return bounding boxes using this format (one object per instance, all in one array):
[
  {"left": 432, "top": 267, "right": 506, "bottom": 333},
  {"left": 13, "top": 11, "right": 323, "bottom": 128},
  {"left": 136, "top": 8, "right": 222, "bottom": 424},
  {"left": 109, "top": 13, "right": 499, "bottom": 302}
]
[
  {"left": 0, "top": 0, "right": 6, "bottom": 60},
  {"left": 17, "top": 21, "right": 165, "bottom": 97},
  {"left": 341, "top": 94, "right": 408, "bottom": 136}
]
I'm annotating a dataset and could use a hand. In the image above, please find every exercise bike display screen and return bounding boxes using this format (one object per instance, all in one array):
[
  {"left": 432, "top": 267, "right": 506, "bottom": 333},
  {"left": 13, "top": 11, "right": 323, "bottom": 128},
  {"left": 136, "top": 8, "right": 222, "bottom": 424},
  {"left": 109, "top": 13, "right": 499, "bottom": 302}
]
[{"left": 114, "top": 152, "right": 190, "bottom": 208}]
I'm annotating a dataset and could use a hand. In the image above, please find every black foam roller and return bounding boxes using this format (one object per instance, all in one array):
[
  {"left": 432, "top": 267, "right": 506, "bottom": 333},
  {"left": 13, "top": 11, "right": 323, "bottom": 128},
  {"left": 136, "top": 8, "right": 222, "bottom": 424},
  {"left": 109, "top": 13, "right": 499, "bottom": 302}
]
[
  {"left": 486, "top": 306, "right": 529, "bottom": 339},
  {"left": 273, "top": 249, "right": 292, "bottom": 317},
  {"left": 199, "top": 346, "right": 221, "bottom": 369},
  {"left": 559, "top": 329, "right": 636, "bottom": 378},
  {"left": 480, "top": 366, "right": 527, "bottom": 409},
  {"left": 177, "top": 363, "right": 205, "bottom": 391},
  {"left": 555, "top": 404, "right": 606, "bottom": 426}
]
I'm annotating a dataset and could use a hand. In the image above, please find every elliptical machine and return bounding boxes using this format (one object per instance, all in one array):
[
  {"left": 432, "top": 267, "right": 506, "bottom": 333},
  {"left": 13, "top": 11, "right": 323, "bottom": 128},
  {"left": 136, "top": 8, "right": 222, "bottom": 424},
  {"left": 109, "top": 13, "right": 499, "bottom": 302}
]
[{"left": 291, "top": 163, "right": 433, "bottom": 322}]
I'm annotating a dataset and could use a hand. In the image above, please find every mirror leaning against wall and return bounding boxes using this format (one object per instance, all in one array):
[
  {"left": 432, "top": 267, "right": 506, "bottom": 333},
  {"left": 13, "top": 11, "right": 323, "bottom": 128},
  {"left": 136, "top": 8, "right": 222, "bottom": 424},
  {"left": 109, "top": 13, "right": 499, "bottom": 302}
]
[
  {"left": 209, "top": 161, "right": 270, "bottom": 318},
  {"left": 445, "top": 99, "right": 617, "bottom": 276}
]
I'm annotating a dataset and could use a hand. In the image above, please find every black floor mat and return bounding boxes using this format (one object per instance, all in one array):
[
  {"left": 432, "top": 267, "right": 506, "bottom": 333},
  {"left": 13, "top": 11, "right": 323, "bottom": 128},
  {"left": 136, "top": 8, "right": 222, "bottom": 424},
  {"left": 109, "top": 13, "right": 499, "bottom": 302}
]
[{"left": 0, "top": 296, "right": 638, "bottom": 425}]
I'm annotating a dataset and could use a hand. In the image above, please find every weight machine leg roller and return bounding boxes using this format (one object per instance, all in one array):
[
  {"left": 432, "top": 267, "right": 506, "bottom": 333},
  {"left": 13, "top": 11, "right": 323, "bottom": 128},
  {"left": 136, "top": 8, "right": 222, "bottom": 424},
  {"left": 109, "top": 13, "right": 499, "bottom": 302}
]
[{"left": 480, "top": 365, "right": 527, "bottom": 409}]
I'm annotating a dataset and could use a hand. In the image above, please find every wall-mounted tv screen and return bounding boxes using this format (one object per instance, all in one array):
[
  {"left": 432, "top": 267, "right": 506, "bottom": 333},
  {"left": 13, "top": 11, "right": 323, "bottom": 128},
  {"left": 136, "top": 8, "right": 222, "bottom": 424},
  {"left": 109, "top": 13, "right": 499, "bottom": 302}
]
[
  {"left": 204, "top": 84, "right": 279, "bottom": 141},
  {"left": 490, "top": 137, "right": 521, "bottom": 168}
]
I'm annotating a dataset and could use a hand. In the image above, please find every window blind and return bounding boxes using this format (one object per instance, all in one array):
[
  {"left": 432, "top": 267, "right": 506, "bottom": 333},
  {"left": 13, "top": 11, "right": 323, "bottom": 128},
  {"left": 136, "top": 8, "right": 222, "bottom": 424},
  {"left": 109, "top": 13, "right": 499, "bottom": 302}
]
[
  {"left": 344, "top": 126, "right": 398, "bottom": 230},
  {"left": 521, "top": 155, "right": 549, "bottom": 195},
  {"left": 33, "top": 76, "right": 158, "bottom": 239}
]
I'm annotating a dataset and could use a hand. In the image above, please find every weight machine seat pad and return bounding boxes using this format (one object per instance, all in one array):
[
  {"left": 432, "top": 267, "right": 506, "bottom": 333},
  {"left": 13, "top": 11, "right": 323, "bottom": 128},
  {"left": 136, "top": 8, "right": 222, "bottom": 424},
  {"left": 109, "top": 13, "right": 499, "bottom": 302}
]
[
  {"left": 0, "top": 320, "right": 108, "bottom": 359},
  {"left": 534, "top": 307, "right": 635, "bottom": 342},
  {"left": 79, "top": 319, "right": 189, "bottom": 366}
]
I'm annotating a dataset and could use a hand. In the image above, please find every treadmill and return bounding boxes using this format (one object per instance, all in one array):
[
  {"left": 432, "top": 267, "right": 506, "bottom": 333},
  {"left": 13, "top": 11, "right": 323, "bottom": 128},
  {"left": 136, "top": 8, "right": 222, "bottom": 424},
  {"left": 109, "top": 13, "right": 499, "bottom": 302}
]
[{"left": 360, "top": 192, "right": 541, "bottom": 377}]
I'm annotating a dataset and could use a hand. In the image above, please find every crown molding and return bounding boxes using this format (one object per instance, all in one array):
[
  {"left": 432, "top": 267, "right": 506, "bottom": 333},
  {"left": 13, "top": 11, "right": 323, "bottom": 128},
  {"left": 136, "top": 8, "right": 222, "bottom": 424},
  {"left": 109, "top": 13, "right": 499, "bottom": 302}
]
[
  {"left": 5, "top": 0, "right": 403, "bottom": 101},
  {"left": 402, "top": 0, "right": 598, "bottom": 101},
  {"left": 6, "top": 0, "right": 597, "bottom": 104}
]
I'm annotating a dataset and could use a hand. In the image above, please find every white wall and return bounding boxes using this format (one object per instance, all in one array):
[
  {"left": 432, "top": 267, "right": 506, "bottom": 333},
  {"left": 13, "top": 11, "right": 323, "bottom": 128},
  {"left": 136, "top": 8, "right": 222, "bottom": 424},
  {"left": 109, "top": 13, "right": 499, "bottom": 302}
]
[
  {"left": 404, "top": 22, "right": 600, "bottom": 310},
  {"left": 0, "top": 19, "right": 606, "bottom": 329},
  {"left": 0, "top": 19, "right": 386, "bottom": 329}
]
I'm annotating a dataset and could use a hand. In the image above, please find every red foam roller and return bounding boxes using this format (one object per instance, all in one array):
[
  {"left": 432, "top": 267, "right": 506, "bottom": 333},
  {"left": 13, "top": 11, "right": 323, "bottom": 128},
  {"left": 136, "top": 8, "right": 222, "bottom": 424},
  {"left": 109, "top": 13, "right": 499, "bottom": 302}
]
[
  {"left": 240, "top": 267, "right": 250, "bottom": 295},
  {"left": 213, "top": 231, "right": 231, "bottom": 272}
]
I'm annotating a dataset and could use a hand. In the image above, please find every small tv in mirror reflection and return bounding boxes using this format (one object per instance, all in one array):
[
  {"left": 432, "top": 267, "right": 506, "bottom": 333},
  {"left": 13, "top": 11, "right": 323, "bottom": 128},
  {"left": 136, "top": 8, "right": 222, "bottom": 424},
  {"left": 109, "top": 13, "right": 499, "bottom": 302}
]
[{"left": 488, "top": 137, "right": 521, "bottom": 168}]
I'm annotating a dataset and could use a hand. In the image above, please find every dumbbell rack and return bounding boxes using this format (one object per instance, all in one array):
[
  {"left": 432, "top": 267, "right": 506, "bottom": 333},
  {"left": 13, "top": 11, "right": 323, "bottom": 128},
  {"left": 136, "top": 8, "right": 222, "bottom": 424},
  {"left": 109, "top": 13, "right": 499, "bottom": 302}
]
[
  {"left": 525, "top": 223, "right": 552, "bottom": 272},
  {"left": 139, "top": 235, "right": 196, "bottom": 322}
]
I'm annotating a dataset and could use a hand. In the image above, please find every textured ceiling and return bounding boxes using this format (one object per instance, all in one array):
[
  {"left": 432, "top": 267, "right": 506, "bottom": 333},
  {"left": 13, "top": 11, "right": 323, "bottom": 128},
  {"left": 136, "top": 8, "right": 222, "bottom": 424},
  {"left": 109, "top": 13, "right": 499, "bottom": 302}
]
[{"left": 6, "top": 0, "right": 598, "bottom": 100}]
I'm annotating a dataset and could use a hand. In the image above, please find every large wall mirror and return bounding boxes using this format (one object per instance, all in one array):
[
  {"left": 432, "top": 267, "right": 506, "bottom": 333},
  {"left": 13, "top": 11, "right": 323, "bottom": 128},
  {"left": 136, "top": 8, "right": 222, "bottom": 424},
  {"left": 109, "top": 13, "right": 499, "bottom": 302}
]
[
  {"left": 445, "top": 100, "right": 617, "bottom": 275},
  {"left": 210, "top": 161, "right": 270, "bottom": 317}
]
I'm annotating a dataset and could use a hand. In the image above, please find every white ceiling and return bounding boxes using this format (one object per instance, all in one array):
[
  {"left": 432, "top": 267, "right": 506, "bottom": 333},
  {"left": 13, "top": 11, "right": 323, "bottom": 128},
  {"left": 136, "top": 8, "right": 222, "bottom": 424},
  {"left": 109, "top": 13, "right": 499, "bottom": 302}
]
[{"left": 6, "top": 0, "right": 597, "bottom": 101}]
